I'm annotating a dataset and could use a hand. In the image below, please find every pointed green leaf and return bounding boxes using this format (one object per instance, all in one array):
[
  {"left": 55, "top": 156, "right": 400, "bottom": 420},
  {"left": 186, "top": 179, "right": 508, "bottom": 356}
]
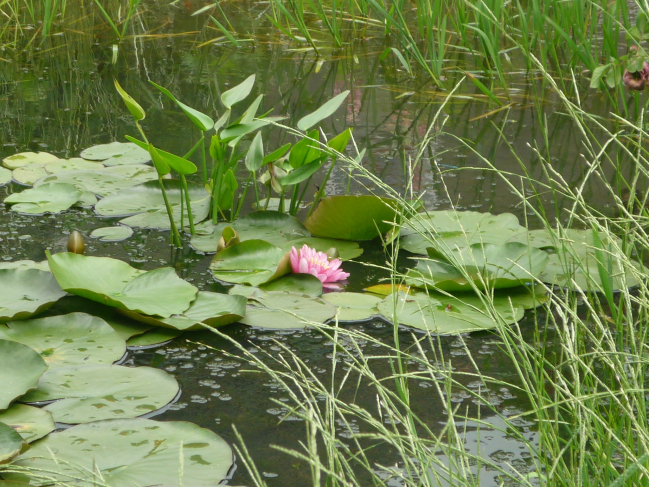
[
  {"left": 149, "top": 81, "right": 214, "bottom": 131},
  {"left": 245, "top": 132, "right": 264, "bottom": 171},
  {"left": 297, "top": 90, "right": 349, "bottom": 131},
  {"left": 114, "top": 79, "right": 145, "bottom": 121},
  {"left": 147, "top": 144, "right": 171, "bottom": 176},
  {"left": 263, "top": 143, "right": 291, "bottom": 164},
  {"left": 221, "top": 74, "right": 255, "bottom": 109}
]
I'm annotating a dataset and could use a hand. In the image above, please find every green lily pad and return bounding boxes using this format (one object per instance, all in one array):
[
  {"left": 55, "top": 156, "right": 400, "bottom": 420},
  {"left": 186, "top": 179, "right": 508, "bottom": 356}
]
[
  {"left": 305, "top": 195, "right": 399, "bottom": 240},
  {"left": 90, "top": 226, "right": 134, "bottom": 242},
  {"left": 126, "top": 328, "right": 183, "bottom": 348},
  {"left": 80, "top": 142, "right": 151, "bottom": 166},
  {"left": 405, "top": 242, "right": 549, "bottom": 291},
  {"left": 0, "top": 404, "right": 54, "bottom": 443},
  {"left": 34, "top": 166, "right": 158, "bottom": 197},
  {"left": 0, "top": 269, "right": 66, "bottom": 322},
  {"left": 0, "top": 167, "right": 11, "bottom": 186},
  {"left": 191, "top": 211, "right": 310, "bottom": 253},
  {"left": 47, "top": 252, "right": 198, "bottom": 318},
  {"left": 4, "top": 183, "right": 81, "bottom": 215},
  {"left": 209, "top": 240, "right": 291, "bottom": 286},
  {"left": 22, "top": 364, "right": 179, "bottom": 424},
  {"left": 321, "top": 292, "right": 382, "bottom": 321},
  {"left": 121, "top": 291, "right": 246, "bottom": 331},
  {"left": 11, "top": 165, "right": 48, "bottom": 186},
  {"left": 260, "top": 273, "right": 323, "bottom": 296},
  {"left": 377, "top": 291, "right": 524, "bottom": 334},
  {"left": 6, "top": 418, "right": 233, "bottom": 486},
  {"left": 0, "top": 339, "right": 47, "bottom": 410},
  {"left": 0, "top": 260, "right": 49, "bottom": 272},
  {"left": 2, "top": 152, "right": 58, "bottom": 170},
  {"left": 0, "top": 313, "right": 126, "bottom": 369},
  {"left": 44, "top": 157, "right": 104, "bottom": 173},
  {"left": 240, "top": 290, "right": 336, "bottom": 329},
  {"left": 74, "top": 190, "right": 99, "bottom": 208},
  {"left": 281, "top": 237, "right": 363, "bottom": 261},
  {"left": 0, "top": 422, "right": 25, "bottom": 464},
  {"left": 400, "top": 211, "right": 528, "bottom": 255}
]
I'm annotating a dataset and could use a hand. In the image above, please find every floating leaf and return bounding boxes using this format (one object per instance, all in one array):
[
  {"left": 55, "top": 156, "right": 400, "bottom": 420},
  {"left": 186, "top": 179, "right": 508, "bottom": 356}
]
[
  {"left": 0, "top": 269, "right": 66, "bottom": 323},
  {"left": 209, "top": 240, "right": 291, "bottom": 286},
  {"left": 7, "top": 418, "right": 233, "bottom": 486},
  {"left": 240, "top": 290, "right": 336, "bottom": 329},
  {"left": 0, "top": 339, "right": 47, "bottom": 410},
  {"left": 406, "top": 242, "right": 549, "bottom": 291},
  {"left": 47, "top": 252, "right": 198, "bottom": 318},
  {"left": 400, "top": 211, "right": 527, "bottom": 255},
  {"left": 22, "top": 364, "right": 179, "bottom": 424},
  {"left": 0, "top": 167, "right": 11, "bottom": 186},
  {"left": 2, "top": 152, "right": 58, "bottom": 170},
  {"left": 5, "top": 183, "right": 81, "bottom": 214},
  {"left": 11, "top": 165, "right": 48, "bottom": 186},
  {"left": 305, "top": 195, "right": 399, "bottom": 240},
  {"left": 0, "top": 404, "right": 54, "bottom": 443},
  {"left": 0, "top": 422, "right": 25, "bottom": 464},
  {"left": 281, "top": 237, "right": 363, "bottom": 261},
  {"left": 0, "top": 313, "right": 126, "bottom": 369},
  {"left": 322, "top": 292, "right": 382, "bottom": 321},
  {"left": 126, "top": 328, "right": 183, "bottom": 348},
  {"left": 260, "top": 273, "right": 323, "bottom": 296},
  {"left": 45, "top": 158, "right": 104, "bottom": 173},
  {"left": 221, "top": 74, "right": 256, "bottom": 109},
  {"left": 90, "top": 226, "right": 134, "bottom": 242},
  {"left": 297, "top": 91, "right": 350, "bottom": 131},
  {"left": 121, "top": 292, "right": 246, "bottom": 331},
  {"left": 80, "top": 142, "right": 150, "bottom": 166},
  {"left": 377, "top": 291, "right": 523, "bottom": 334},
  {"left": 364, "top": 283, "right": 412, "bottom": 296},
  {"left": 0, "top": 260, "right": 49, "bottom": 272},
  {"left": 192, "top": 211, "right": 309, "bottom": 252}
]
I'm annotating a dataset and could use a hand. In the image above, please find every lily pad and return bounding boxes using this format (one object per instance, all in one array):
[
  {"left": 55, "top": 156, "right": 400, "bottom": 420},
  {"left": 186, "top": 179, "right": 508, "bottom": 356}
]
[
  {"left": 322, "top": 292, "right": 382, "bottom": 321},
  {"left": 6, "top": 418, "right": 233, "bottom": 486},
  {"left": 0, "top": 422, "right": 25, "bottom": 464},
  {"left": 0, "top": 167, "right": 11, "bottom": 186},
  {"left": 0, "top": 269, "right": 66, "bottom": 322},
  {"left": 44, "top": 157, "right": 104, "bottom": 174},
  {"left": 80, "top": 142, "right": 151, "bottom": 166},
  {"left": 378, "top": 291, "right": 524, "bottom": 334},
  {"left": 241, "top": 290, "right": 336, "bottom": 329},
  {"left": 400, "top": 211, "right": 527, "bottom": 255},
  {"left": 209, "top": 240, "right": 291, "bottom": 286},
  {"left": 0, "top": 339, "right": 47, "bottom": 410},
  {"left": 405, "top": 242, "right": 549, "bottom": 291},
  {"left": 2, "top": 152, "right": 58, "bottom": 170},
  {"left": 0, "top": 260, "right": 49, "bottom": 272},
  {"left": 90, "top": 226, "right": 134, "bottom": 242},
  {"left": 47, "top": 252, "right": 198, "bottom": 318},
  {"left": 281, "top": 237, "right": 363, "bottom": 261},
  {"left": 11, "top": 165, "right": 48, "bottom": 186},
  {"left": 126, "top": 328, "right": 183, "bottom": 348},
  {"left": 260, "top": 273, "right": 323, "bottom": 296},
  {"left": 191, "top": 211, "right": 310, "bottom": 253},
  {"left": 4, "top": 183, "right": 81, "bottom": 214},
  {"left": 22, "top": 364, "right": 179, "bottom": 424},
  {"left": 121, "top": 291, "right": 246, "bottom": 331},
  {"left": 305, "top": 195, "right": 399, "bottom": 240},
  {"left": 0, "top": 404, "right": 54, "bottom": 443},
  {"left": 34, "top": 166, "right": 158, "bottom": 197},
  {"left": 0, "top": 313, "right": 126, "bottom": 369}
]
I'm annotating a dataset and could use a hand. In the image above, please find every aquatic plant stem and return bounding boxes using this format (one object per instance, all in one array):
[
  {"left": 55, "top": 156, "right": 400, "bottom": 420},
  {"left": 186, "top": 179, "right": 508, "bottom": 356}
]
[
  {"left": 180, "top": 174, "right": 195, "bottom": 235},
  {"left": 201, "top": 132, "right": 207, "bottom": 185},
  {"left": 308, "top": 158, "right": 337, "bottom": 218}
]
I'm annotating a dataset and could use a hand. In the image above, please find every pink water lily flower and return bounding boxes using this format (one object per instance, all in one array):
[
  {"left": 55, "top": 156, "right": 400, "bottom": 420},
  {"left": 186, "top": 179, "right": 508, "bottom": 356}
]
[{"left": 289, "top": 244, "right": 350, "bottom": 287}]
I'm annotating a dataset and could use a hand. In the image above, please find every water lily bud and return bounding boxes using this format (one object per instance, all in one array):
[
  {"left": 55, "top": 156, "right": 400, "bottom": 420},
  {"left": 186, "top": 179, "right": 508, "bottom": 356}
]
[
  {"left": 67, "top": 231, "right": 85, "bottom": 255},
  {"left": 325, "top": 247, "right": 339, "bottom": 260}
]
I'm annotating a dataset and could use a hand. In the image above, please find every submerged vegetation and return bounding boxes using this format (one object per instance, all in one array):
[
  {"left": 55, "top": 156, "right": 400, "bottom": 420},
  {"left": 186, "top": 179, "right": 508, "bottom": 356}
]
[{"left": 2, "top": 0, "right": 649, "bottom": 486}]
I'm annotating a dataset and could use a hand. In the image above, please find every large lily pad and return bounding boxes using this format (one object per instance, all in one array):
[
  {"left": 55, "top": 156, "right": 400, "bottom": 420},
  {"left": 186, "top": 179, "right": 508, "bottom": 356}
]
[
  {"left": 0, "top": 339, "right": 47, "bottom": 410},
  {"left": 0, "top": 167, "right": 12, "bottom": 186},
  {"left": 126, "top": 328, "right": 183, "bottom": 348},
  {"left": 0, "top": 422, "right": 25, "bottom": 465},
  {"left": 260, "top": 273, "right": 323, "bottom": 296},
  {"left": 322, "top": 292, "right": 382, "bottom": 321},
  {"left": 44, "top": 158, "right": 104, "bottom": 173},
  {"left": 47, "top": 252, "right": 198, "bottom": 318},
  {"left": 405, "top": 242, "right": 549, "bottom": 291},
  {"left": 191, "top": 211, "right": 310, "bottom": 253},
  {"left": 22, "top": 364, "right": 179, "bottom": 424},
  {"left": 2, "top": 152, "right": 58, "bottom": 170},
  {"left": 209, "top": 240, "right": 291, "bottom": 286},
  {"left": 400, "top": 211, "right": 527, "bottom": 255},
  {"left": 90, "top": 225, "right": 134, "bottom": 242},
  {"left": 377, "top": 291, "right": 523, "bottom": 334},
  {"left": 95, "top": 180, "right": 211, "bottom": 230},
  {"left": 6, "top": 418, "right": 233, "bottom": 486},
  {"left": 305, "top": 195, "right": 399, "bottom": 240},
  {"left": 0, "top": 313, "right": 126, "bottom": 369},
  {"left": 120, "top": 291, "right": 246, "bottom": 331},
  {"left": 80, "top": 142, "right": 151, "bottom": 166},
  {"left": 0, "top": 269, "right": 66, "bottom": 322},
  {"left": 240, "top": 290, "right": 336, "bottom": 329},
  {"left": 0, "top": 404, "right": 54, "bottom": 443},
  {"left": 4, "top": 183, "right": 81, "bottom": 214},
  {"left": 11, "top": 165, "right": 48, "bottom": 186},
  {"left": 280, "top": 237, "right": 363, "bottom": 261}
]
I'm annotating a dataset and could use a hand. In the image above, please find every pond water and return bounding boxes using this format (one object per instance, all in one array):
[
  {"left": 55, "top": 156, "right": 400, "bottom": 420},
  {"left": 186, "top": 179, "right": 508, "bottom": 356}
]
[{"left": 0, "top": 1, "right": 627, "bottom": 485}]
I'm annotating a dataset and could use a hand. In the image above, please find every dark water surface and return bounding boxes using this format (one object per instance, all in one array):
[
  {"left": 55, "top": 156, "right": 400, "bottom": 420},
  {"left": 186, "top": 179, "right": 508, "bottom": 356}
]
[{"left": 0, "top": 1, "right": 624, "bottom": 485}]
